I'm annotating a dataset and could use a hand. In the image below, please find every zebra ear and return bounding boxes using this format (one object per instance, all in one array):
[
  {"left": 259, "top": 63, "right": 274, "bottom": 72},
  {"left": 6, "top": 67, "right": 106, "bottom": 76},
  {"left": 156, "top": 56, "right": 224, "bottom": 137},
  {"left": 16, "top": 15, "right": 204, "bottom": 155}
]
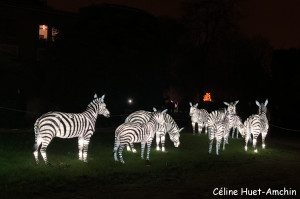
[
  {"left": 189, "top": 102, "right": 192, "bottom": 107},
  {"left": 162, "top": 109, "right": 168, "bottom": 114},
  {"left": 224, "top": 102, "right": 229, "bottom": 106},
  {"left": 255, "top": 100, "right": 260, "bottom": 107},
  {"left": 153, "top": 107, "right": 157, "bottom": 112},
  {"left": 264, "top": 99, "right": 268, "bottom": 106},
  {"left": 179, "top": 127, "right": 184, "bottom": 132},
  {"left": 234, "top": 100, "right": 239, "bottom": 105},
  {"left": 194, "top": 103, "right": 198, "bottom": 108},
  {"left": 100, "top": 94, "right": 105, "bottom": 102},
  {"left": 94, "top": 94, "right": 98, "bottom": 99}
]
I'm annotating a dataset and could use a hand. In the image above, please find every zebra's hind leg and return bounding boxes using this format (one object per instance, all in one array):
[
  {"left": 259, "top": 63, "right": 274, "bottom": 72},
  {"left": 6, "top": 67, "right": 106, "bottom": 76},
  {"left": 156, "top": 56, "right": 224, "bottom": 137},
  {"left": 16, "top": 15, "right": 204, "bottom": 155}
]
[
  {"left": 113, "top": 141, "right": 120, "bottom": 162},
  {"left": 33, "top": 135, "right": 42, "bottom": 164},
  {"left": 130, "top": 143, "right": 137, "bottom": 153},
  {"left": 40, "top": 139, "right": 52, "bottom": 166},
  {"left": 126, "top": 144, "right": 131, "bottom": 152},
  {"left": 118, "top": 144, "right": 126, "bottom": 164},
  {"left": 245, "top": 137, "right": 249, "bottom": 151},
  {"left": 262, "top": 132, "right": 267, "bottom": 149},
  {"left": 145, "top": 139, "right": 153, "bottom": 166},
  {"left": 253, "top": 138, "right": 258, "bottom": 153}
]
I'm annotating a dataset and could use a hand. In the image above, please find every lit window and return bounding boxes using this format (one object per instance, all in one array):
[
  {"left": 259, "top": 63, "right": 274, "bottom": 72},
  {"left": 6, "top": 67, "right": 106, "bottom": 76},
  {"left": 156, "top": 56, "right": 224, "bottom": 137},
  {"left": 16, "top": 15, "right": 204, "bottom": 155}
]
[{"left": 39, "top": 25, "right": 48, "bottom": 40}]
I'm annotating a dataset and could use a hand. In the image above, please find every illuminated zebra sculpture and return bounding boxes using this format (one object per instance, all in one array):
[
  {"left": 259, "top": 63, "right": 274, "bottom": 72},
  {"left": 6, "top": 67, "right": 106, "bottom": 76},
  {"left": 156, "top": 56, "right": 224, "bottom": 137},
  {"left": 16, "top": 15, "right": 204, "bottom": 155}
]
[
  {"left": 189, "top": 102, "right": 209, "bottom": 135},
  {"left": 33, "top": 94, "right": 110, "bottom": 165},
  {"left": 125, "top": 108, "right": 182, "bottom": 152},
  {"left": 114, "top": 110, "right": 168, "bottom": 164},
  {"left": 243, "top": 99, "right": 269, "bottom": 153}
]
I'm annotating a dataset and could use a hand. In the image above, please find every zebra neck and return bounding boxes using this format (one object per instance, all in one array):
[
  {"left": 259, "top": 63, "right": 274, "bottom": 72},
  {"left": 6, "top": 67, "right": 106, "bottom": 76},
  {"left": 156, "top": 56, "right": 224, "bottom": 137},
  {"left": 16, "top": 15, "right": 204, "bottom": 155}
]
[
  {"left": 84, "top": 107, "right": 99, "bottom": 124},
  {"left": 260, "top": 112, "right": 268, "bottom": 122}
]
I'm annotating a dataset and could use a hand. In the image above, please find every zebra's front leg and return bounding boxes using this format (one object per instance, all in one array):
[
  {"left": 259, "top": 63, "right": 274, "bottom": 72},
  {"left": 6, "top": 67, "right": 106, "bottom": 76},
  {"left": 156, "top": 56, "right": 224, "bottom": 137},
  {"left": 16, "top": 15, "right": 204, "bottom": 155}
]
[
  {"left": 156, "top": 134, "right": 161, "bottom": 151},
  {"left": 216, "top": 140, "right": 220, "bottom": 155},
  {"left": 245, "top": 137, "right": 249, "bottom": 151},
  {"left": 208, "top": 139, "right": 213, "bottom": 154},
  {"left": 141, "top": 142, "right": 146, "bottom": 159},
  {"left": 205, "top": 124, "right": 208, "bottom": 134},
  {"left": 78, "top": 137, "right": 84, "bottom": 161},
  {"left": 192, "top": 122, "right": 196, "bottom": 135},
  {"left": 198, "top": 123, "right": 202, "bottom": 135},
  {"left": 160, "top": 135, "right": 166, "bottom": 152},
  {"left": 235, "top": 128, "right": 239, "bottom": 139},
  {"left": 82, "top": 137, "right": 91, "bottom": 163}
]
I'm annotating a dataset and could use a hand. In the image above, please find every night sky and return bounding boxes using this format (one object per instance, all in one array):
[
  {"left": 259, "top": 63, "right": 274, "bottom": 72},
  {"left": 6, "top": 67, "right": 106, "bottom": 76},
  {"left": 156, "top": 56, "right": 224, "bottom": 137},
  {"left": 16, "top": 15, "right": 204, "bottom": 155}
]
[{"left": 47, "top": 0, "right": 300, "bottom": 49}]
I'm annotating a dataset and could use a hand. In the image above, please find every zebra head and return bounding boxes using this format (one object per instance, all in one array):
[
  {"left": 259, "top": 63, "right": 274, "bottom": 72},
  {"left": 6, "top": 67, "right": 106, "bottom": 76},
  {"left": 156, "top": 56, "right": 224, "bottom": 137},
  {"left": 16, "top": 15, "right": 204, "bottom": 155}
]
[
  {"left": 255, "top": 99, "right": 268, "bottom": 114},
  {"left": 92, "top": 94, "right": 110, "bottom": 118},
  {"left": 189, "top": 102, "right": 198, "bottom": 116},
  {"left": 224, "top": 100, "right": 239, "bottom": 114},
  {"left": 169, "top": 127, "right": 183, "bottom": 147}
]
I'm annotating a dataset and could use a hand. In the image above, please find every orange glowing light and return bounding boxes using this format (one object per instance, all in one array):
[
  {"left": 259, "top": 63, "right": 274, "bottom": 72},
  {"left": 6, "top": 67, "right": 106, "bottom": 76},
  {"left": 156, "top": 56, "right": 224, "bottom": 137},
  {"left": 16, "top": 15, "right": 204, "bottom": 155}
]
[{"left": 203, "top": 93, "right": 212, "bottom": 102}]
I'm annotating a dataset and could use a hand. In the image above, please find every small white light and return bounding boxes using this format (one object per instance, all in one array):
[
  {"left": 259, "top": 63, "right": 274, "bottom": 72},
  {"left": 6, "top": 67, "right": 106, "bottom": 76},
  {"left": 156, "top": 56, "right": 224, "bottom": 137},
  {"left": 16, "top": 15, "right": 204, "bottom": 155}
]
[
  {"left": 262, "top": 144, "right": 266, "bottom": 149},
  {"left": 254, "top": 149, "right": 258, "bottom": 153},
  {"left": 128, "top": 99, "right": 132, "bottom": 104}
]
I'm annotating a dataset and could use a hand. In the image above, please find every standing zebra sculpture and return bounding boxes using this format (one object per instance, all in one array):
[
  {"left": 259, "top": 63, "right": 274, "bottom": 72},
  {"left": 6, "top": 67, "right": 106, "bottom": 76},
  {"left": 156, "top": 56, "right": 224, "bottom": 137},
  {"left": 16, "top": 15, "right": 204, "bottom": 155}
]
[
  {"left": 33, "top": 94, "right": 110, "bottom": 165},
  {"left": 243, "top": 99, "right": 269, "bottom": 153},
  {"left": 125, "top": 108, "right": 182, "bottom": 152},
  {"left": 189, "top": 102, "right": 209, "bottom": 135},
  {"left": 114, "top": 110, "right": 168, "bottom": 164}
]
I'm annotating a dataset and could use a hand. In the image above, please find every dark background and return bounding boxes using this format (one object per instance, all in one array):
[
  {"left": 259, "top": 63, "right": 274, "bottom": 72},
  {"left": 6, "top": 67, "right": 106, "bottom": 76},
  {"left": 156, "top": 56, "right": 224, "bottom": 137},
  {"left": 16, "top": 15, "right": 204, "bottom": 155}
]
[{"left": 0, "top": 0, "right": 299, "bottom": 131}]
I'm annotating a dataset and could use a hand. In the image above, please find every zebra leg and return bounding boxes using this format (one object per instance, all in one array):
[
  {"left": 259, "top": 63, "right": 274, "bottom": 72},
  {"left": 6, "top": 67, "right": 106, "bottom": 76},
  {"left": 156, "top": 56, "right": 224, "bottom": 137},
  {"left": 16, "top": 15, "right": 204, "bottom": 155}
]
[
  {"left": 216, "top": 141, "right": 220, "bottom": 155},
  {"left": 78, "top": 137, "right": 84, "bottom": 161},
  {"left": 262, "top": 132, "right": 267, "bottom": 149},
  {"left": 232, "top": 128, "right": 234, "bottom": 138},
  {"left": 146, "top": 139, "right": 153, "bottom": 161},
  {"left": 236, "top": 128, "right": 239, "bottom": 139},
  {"left": 141, "top": 142, "right": 146, "bottom": 159},
  {"left": 126, "top": 144, "right": 131, "bottom": 152},
  {"left": 130, "top": 143, "right": 137, "bottom": 153},
  {"left": 161, "top": 135, "right": 166, "bottom": 152},
  {"left": 198, "top": 123, "right": 202, "bottom": 135},
  {"left": 40, "top": 138, "right": 53, "bottom": 165},
  {"left": 205, "top": 124, "right": 208, "bottom": 134},
  {"left": 33, "top": 134, "right": 42, "bottom": 164},
  {"left": 223, "top": 137, "right": 226, "bottom": 151},
  {"left": 156, "top": 134, "right": 161, "bottom": 151},
  {"left": 253, "top": 138, "right": 258, "bottom": 153},
  {"left": 82, "top": 137, "right": 91, "bottom": 163},
  {"left": 245, "top": 137, "right": 249, "bottom": 151},
  {"left": 113, "top": 141, "right": 120, "bottom": 162},
  {"left": 192, "top": 122, "right": 195, "bottom": 135},
  {"left": 118, "top": 144, "right": 126, "bottom": 164},
  {"left": 208, "top": 139, "right": 213, "bottom": 154}
]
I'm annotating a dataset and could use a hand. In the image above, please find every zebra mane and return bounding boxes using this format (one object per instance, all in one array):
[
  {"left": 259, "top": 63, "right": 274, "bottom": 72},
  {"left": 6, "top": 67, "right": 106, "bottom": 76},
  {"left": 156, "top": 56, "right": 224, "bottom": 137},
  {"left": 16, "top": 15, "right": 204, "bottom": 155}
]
[{"left": 164, "top": 113, "right": 179, "bottom": 133}]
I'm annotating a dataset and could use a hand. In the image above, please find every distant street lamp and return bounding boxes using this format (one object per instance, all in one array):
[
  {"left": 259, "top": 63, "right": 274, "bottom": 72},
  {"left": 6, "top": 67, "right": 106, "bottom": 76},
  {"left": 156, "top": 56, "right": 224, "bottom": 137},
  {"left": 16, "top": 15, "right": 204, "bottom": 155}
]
[{"left": 128, "top": 98, "right": 132, "bottom": 104}]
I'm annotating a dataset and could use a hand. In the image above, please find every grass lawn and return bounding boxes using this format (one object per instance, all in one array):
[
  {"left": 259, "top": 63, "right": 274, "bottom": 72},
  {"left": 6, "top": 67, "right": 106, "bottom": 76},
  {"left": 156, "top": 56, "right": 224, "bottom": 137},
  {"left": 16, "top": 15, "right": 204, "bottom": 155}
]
[{"left": 0, "top": 127, "right": 299, "bottom": 198}]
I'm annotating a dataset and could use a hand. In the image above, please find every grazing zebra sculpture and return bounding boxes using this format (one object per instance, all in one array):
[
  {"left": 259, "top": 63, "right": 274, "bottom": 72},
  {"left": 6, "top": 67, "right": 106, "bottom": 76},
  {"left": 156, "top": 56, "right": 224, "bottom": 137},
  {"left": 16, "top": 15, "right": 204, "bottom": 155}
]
[
  {"left": 189, "top": 102, "right": 209, "bottom": 135},
  {"left": 33, "top": 94, "right": 110, "bottom": 165},
  {"left": 125, "top": 108, "right": 182, "bottom": 152},
  {"left": 114, "top": 110, "right": 168, "bottom": 164},
  {"left": 243, "top": 99, "right": 269, "bottom": 153}
]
